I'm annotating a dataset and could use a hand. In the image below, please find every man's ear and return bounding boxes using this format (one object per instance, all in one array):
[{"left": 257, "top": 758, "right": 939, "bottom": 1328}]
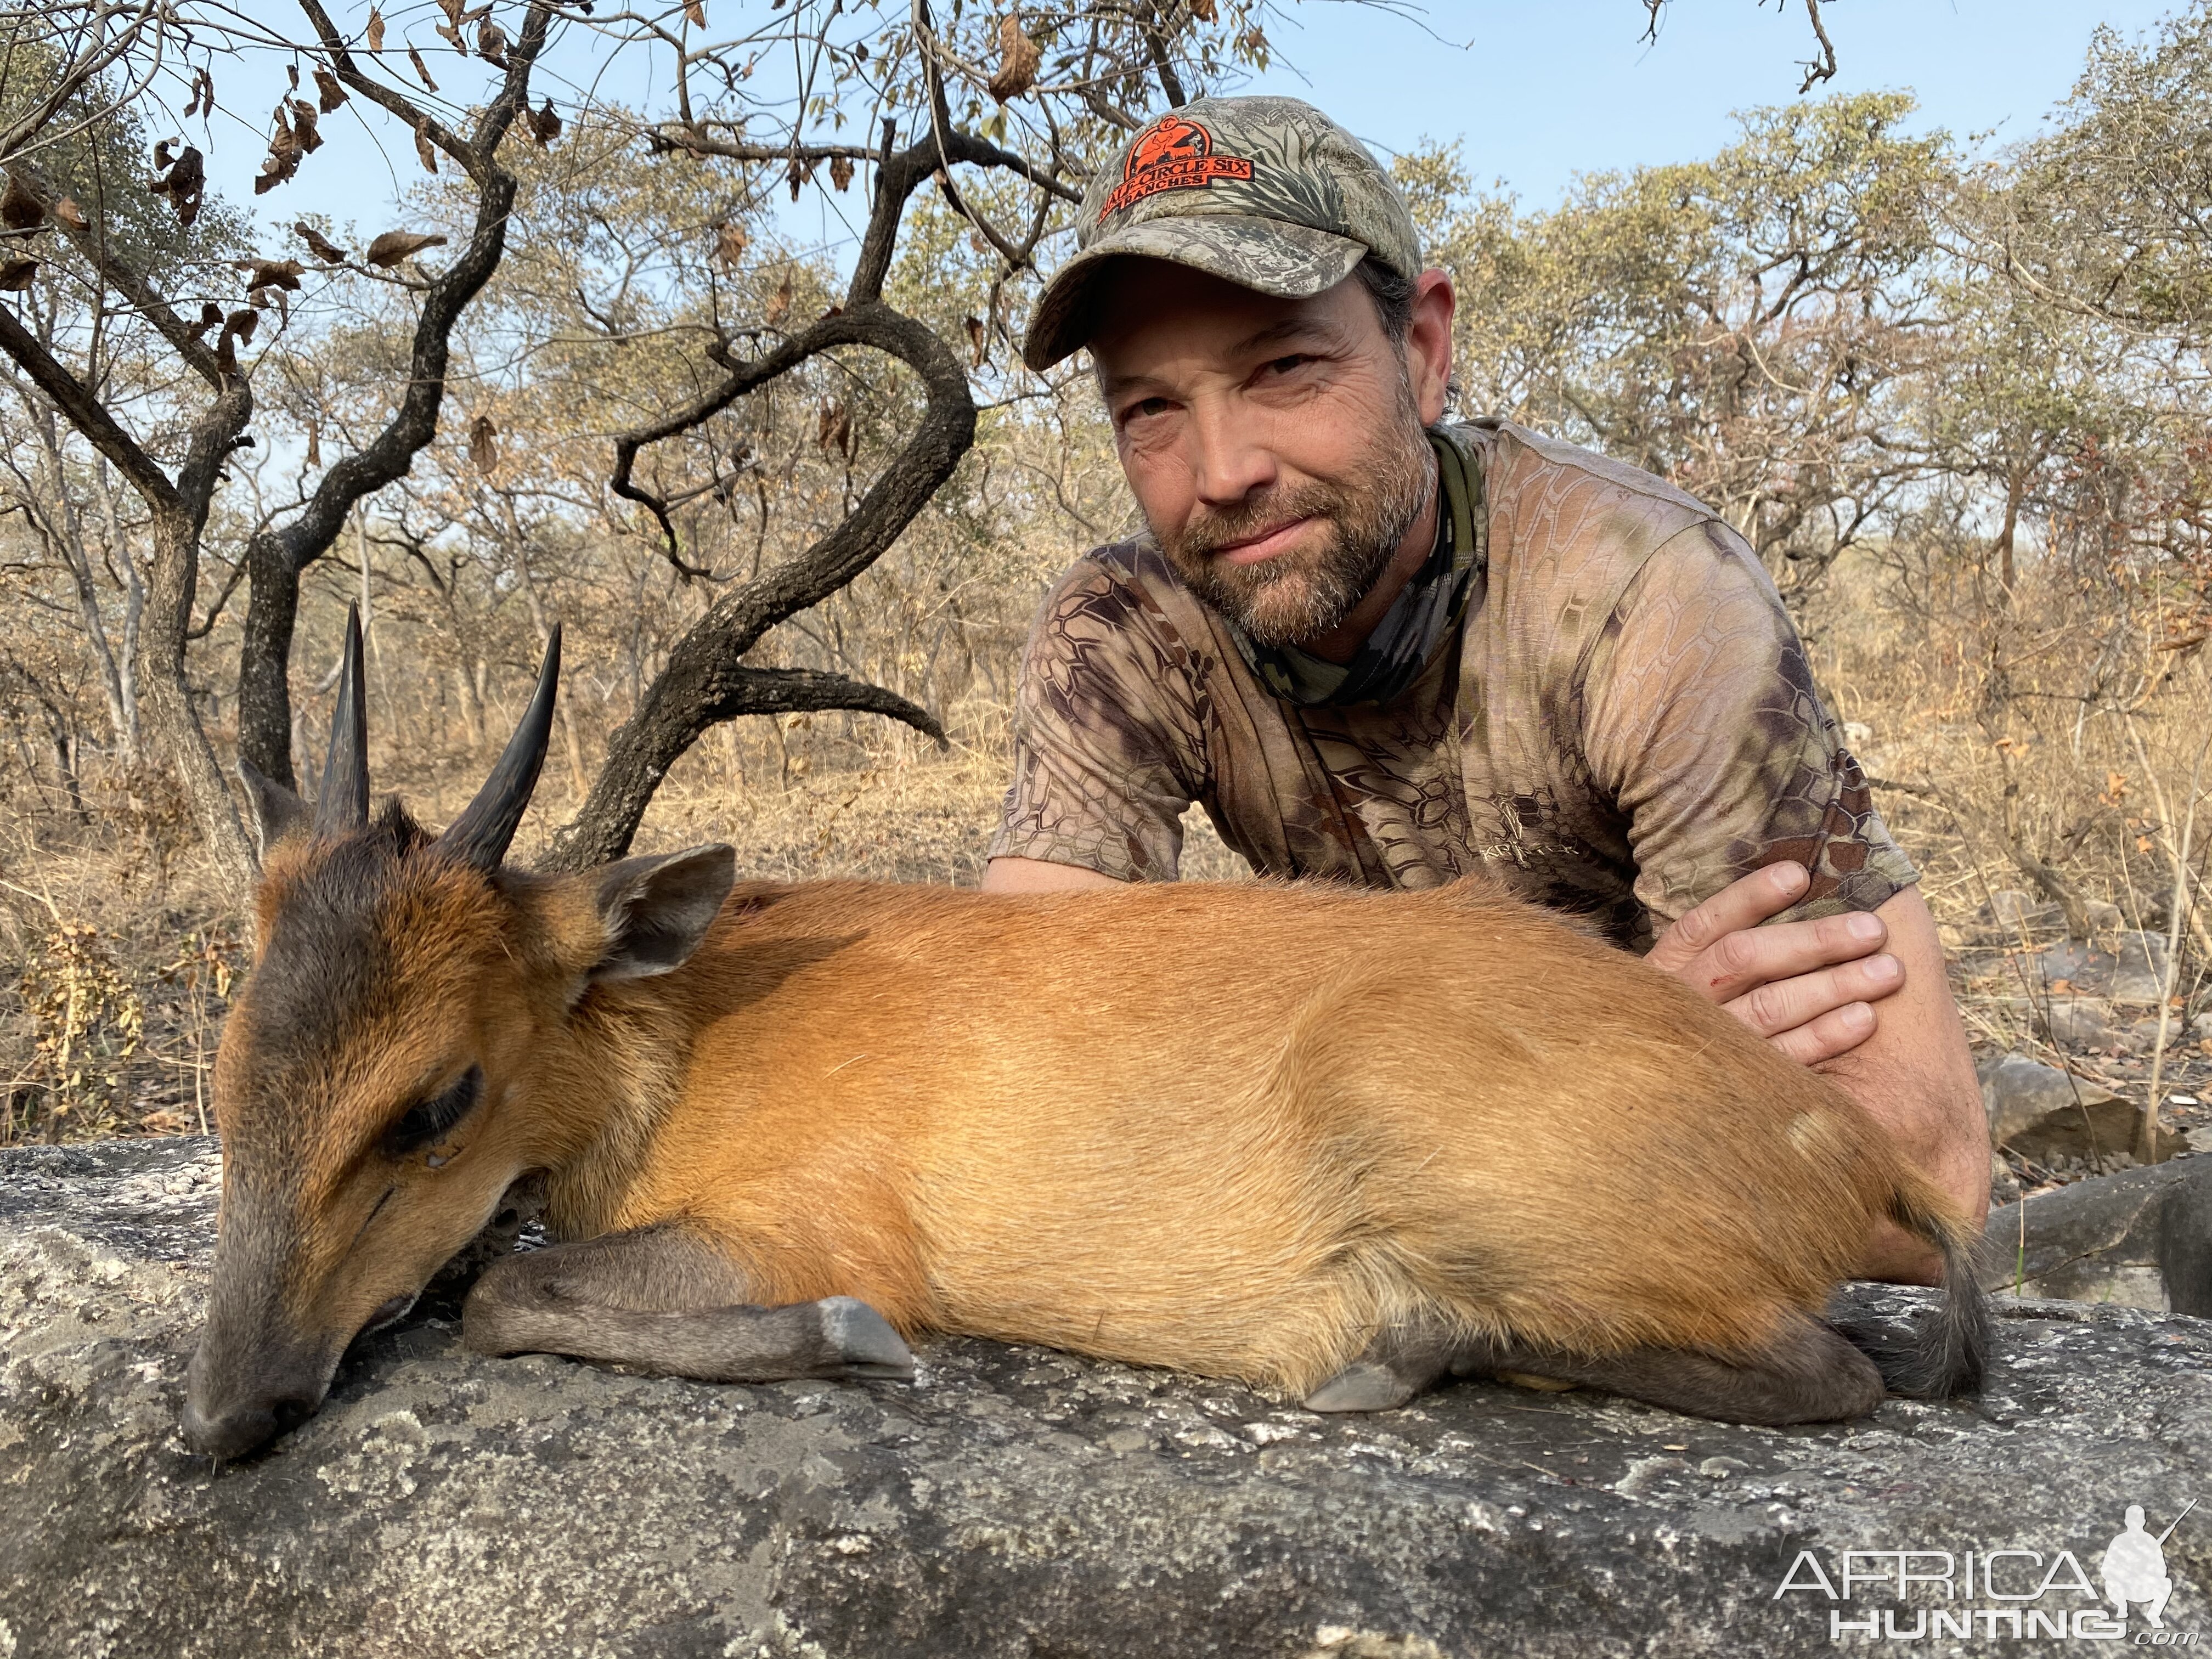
[
  {"left": 237, "top": 758, "right": 310, "bottom": 861},
  {"left": 1406, "top": 267, "right": 1457, "bottom": 428},
  {"left": 588, "top": 844, "right": 737, "bottom": 981}
]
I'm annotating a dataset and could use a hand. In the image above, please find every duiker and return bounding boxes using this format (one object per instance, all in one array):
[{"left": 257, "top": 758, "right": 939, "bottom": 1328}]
[{"left": 183, "top": 617, "right": 1987, "bottom": 1458}]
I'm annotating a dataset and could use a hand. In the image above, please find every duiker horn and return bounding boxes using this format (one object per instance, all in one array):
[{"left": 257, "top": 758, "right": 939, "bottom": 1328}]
[
  {"left": 437, "top": 624, "right": 561, "bottom": 871},
  {"left": 312, "top": 605, "right": 371, "bottom": 836}
]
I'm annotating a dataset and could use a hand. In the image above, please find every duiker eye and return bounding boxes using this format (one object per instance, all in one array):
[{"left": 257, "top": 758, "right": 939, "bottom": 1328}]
[{"left": 383, "top": 1065, "right": 483, "bottom": 1158}]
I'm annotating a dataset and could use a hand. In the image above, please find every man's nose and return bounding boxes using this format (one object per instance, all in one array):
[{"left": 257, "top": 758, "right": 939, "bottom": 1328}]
[{"left": 1185, "top": 396, "right": 1276, "bottom": 506}]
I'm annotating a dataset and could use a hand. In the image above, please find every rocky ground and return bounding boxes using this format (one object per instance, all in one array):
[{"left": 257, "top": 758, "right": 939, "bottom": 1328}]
[{"left": 2, "top": 1137, "right": 2209, "bottom": 1659}]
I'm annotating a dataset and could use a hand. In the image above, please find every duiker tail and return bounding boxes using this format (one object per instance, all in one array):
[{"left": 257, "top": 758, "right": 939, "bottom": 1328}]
[{"left": 1847, "top": 1169, "right": 1989, "bottom": 1399}]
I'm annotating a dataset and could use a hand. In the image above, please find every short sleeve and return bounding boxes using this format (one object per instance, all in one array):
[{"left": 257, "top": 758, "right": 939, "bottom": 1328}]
[
  {"left": 986, "top": 554, "right": 1208, "bottom": 882},
  {"left": 1578, "top": 518, "right": 1917, "bottom": 929}
]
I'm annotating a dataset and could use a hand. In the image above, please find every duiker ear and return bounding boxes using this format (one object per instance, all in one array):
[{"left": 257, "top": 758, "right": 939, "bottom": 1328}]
[
  {"left": 589, "top": 844, "right": 737, "bottom": 981},
  {"left": 237, "top": 758, "right": 311, "bottom": 860}
]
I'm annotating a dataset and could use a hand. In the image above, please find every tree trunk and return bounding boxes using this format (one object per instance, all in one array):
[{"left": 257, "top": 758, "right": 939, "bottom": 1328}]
[
  {"left": 235, "top": 530, "right": 302, "bottom": 788},
  {"left": 32, "top": 408, "right": 133, "bottom": 755},
  {"left": 138, "top": 504, "right": 257, "bottom": 898}
]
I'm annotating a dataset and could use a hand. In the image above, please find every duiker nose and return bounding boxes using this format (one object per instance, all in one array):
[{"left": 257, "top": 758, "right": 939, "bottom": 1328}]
[{"left": 180, "top": 1383, "right": 320, "bottom": 1459}]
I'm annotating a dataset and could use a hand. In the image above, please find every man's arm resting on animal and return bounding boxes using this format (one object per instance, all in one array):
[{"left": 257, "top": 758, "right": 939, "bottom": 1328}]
[
  {"left": 1806, "top": 885, "right": 1990, "bottom": 1283},
  {"left": 1652, "top": 868, "right": 1990, "bottom": 1284},
  {"left": 983, "top": 856, "right": 1123, "bottom": 892}
]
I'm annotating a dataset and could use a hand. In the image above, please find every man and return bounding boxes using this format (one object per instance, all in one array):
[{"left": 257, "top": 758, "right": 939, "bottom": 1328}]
[{"left": 983, "top": 95, "right": 1988, "bottom": 1280}]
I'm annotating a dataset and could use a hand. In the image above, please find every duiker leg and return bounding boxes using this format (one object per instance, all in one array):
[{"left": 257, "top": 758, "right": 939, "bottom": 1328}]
[
  {"left": 464, "top": 1222, "right": 913, "bottom": 1384},
  {"left": 1450, "top": 1311, "right": 1884, "bottom": 1426}
]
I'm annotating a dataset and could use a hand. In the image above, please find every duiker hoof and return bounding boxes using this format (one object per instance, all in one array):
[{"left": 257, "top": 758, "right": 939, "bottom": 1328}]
[
  {"left": 1303, "top": 1361, "right": 1420, "bottom": 1413},
  {"left": 819, "top": 1297, "right": 915, "bottom": 1380}
]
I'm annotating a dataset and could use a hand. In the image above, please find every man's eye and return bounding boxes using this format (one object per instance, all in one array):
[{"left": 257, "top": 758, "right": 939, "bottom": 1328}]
[
  {"left": 383, "top": 1065, "right": 483, "bottom": 1158},
  {"left": 1263, "top": 354, "right": 1312, "bottom": 377},
  {"left": 1121, "top": 396, "right": 1172, "bottom": 425}
]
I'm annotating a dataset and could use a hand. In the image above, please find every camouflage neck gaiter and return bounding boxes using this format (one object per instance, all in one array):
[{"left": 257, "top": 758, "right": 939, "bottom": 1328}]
[{"left": 1227, "top": 427, "right": 1487, "bottom": 708}]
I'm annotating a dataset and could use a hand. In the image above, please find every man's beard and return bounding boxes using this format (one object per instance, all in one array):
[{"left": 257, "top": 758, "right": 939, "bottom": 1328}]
[{"left": 1155, "top": 399, "right": 1434, "bottom": 650}]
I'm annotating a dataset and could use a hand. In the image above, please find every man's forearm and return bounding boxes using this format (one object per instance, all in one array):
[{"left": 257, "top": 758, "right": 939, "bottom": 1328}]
[
  {"left": 1812, "top": 887, "right": 1991, "bottom": 1283},
  {"left": 980, "top": 855, "right": 1124, "bottom": 893}
]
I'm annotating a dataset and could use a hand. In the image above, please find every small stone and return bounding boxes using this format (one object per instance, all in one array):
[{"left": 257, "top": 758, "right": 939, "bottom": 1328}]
[
  {"left": 2109, "top": 931, "right": 2174, "bottom": 1004},
  {"left": 1698, "top": 1457, "right": 1749, "bottom": 1479}
]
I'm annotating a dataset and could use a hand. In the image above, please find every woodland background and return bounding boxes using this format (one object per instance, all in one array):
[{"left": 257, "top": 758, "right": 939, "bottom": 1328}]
[{"left": 4, "top": 0, "right": 2212, "bottom": 1156}]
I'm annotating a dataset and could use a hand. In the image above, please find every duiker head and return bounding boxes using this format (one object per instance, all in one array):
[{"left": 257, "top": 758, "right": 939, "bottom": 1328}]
[{"left": 182, "top": 612, "right": 733, "bottom": 1458}]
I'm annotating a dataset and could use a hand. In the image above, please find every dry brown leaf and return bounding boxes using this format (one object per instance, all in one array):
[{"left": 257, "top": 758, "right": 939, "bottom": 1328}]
[
  {"left": 314, "top": 67, "right": 347, "bottom": 111},
  {"left": 249, "top": 284, "right": 291, "bottom": 325},
  {"left": 212, "top": 308, "right": 260, "bottom": 381},
  {"left": 53, "top": 196, "right": 87, "bottom": 233},
  {"left": 366, "top": 8, "right": 385, "bottom": 50},
  {"left": 286, "top": 62, "right": 300, "bottom": 91},
  {"left": 407, "top": 46, "right": 438, "bottom": 92},
  {"left": 528, "top": 98, "right": 562, "bottom": 145},
  {"left": 0, "top": 173, "right": 46, "bottom": 232},
  {"left": 0, "top": 258, "right": 37, "bottom": 292},
  {"left": 363, "top": 229, "right": 448, "bottom": 268},
  {"left": 255, "top": 105, "right": 303, "bottom": 194},
  {"left": 682, "top": 0, "right": 706, "bottom": 24},
  {"left": 306, "top": 417, "right": 321, "bottom": 470},
  {"left": 468, "top": 414, "right": 498, "bottom": 472},
  {"left": 986, "top": 14, "right": 1041, "bottom": 101},
  {"left": 150, "top": 143, "right": 207, "bottom": 227},
  {"left": 815, "top": 400, "right": 851, "bottom": 456},
  {"left": 1189, "top": 0, "right": 1215, "bottom": 19},
  {"left": 434, "top": 21, "right": 464, "bottom": 52},
  {"left": 414, "top": 120, "right": 439, "bottom": 174},
  {"left": 234, "top": 257, "right": 306, "bottom": 290},
  {"left": 830, "top": 154, "right": 854, "bottom": 191},
  {"left": 295, "top": 222, "right": 348, "bottom": 263},
  {"left": 183, "top": 66, "right": 213, "bottom": 118},
  {"left": 290, "top": 99, "right": 323, "bottom": 153},
  {"left": 964, "top": 314, "right": 985, "bottom": 366},
  {"left": 476, "top": 18, "right": 509, "bottom": 67},
  {"left": 186, "top": 301, "right": 223, "bottom": 342},
  {"left": 714, "top": 222, "right": 749, "bottom": 266},
  {"left": 765, "top": 270, "right": 792, "bottom": 325},
  {"left": 786, "top": 155, "right": 811, "bottom": 201}
]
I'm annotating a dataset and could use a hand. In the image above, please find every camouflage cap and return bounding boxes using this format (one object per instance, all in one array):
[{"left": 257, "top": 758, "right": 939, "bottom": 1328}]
[{"left": 1022, "top": 95, "right": 1422, "bottom": 372}]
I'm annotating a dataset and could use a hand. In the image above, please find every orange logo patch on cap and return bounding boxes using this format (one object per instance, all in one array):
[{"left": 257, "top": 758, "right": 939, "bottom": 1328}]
[{"left": 1099, "top": 116, "right": 1254, "bottom": 217}]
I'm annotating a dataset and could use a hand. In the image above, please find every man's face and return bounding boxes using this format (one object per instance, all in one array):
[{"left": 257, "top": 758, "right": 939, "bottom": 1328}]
[{"left": 1089, "top": 261, "right": 1442, "bottom": 647}]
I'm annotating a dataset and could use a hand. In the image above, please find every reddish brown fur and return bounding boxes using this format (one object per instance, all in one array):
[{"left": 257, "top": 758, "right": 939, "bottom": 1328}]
[{"left": 212, "top": 847, "right": 1960, "bottom": 1402}]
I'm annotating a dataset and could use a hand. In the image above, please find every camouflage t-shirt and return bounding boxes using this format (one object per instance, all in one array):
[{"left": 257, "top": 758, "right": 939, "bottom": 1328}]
[{"left": 988, "top": 417, "right": 1916, "bottom": 950}]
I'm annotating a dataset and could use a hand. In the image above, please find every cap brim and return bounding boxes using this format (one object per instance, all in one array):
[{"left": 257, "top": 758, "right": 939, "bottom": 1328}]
[{"left": 1022, "top": 217, "right": 1368, "bottom": 373}]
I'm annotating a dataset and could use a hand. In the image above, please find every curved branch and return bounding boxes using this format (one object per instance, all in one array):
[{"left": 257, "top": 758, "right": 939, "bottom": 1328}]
[
  {"left": 549, "top": 301, "right": 976, "bottom": 869},
  {"left": 706, "top": 666, "right": 946, "bottom": 746}
]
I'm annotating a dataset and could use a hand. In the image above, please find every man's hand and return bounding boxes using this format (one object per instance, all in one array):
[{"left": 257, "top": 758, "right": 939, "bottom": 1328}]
[{"left": 1647, "top": 862, "right": 1903, "bottom": 1064}]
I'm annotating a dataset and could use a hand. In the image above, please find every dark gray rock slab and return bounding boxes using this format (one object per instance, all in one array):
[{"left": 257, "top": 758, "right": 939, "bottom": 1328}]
[
  {"left": 1979, "top": 1155, "right": 2212, "bottom": 1316},
  {"left": 4, "top": 1138, "right": 2211, "bottom": 1658}
]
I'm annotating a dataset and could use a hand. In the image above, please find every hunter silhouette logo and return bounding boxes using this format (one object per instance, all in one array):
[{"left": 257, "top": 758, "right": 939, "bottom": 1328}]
[{"left": 1099, "top": 115, "right": 1254, "bottom": 216}]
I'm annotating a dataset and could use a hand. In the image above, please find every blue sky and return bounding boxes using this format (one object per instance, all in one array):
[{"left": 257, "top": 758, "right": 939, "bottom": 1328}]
[{"left": 1242, "top": 0, "right": 2177, "bottom": 202}]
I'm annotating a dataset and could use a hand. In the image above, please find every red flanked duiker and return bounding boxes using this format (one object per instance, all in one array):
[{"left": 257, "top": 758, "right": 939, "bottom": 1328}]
[{"left": 184, "top": 612, "right": 1989, "bottom": 1459}]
